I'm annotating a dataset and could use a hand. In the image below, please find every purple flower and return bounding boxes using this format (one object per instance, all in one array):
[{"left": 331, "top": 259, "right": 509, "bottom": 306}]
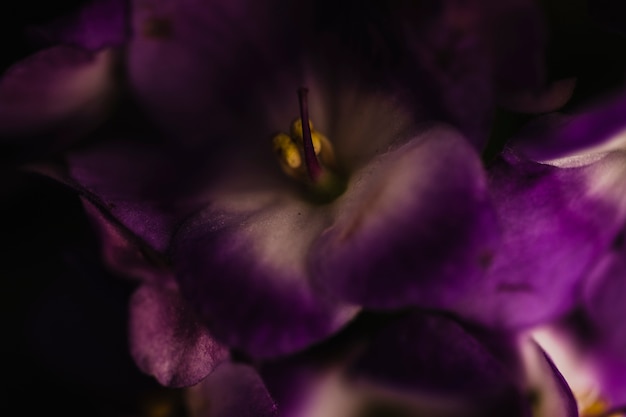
[{"left": 28, "top": 0, "right": 552, "bottom": 389}]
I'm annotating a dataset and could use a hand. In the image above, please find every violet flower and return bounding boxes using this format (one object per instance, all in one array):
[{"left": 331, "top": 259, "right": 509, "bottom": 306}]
[{"left": 29, "top": 0, "right": 553, "bottom": 388}]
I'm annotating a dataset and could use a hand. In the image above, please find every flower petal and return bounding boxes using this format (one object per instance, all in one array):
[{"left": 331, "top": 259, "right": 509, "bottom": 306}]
[
  {"left": 454, "top": 149, "right": 626, "bottom": 328},
  {"left": 126, "top": 0, "right": 310, "bottom": 143},
  {"left": 185, "top": 362, "right": 278, "bottom": 417},
  {"left": 171, "top": 185, "right": 359, "bottom": 358},
  {"left": 508, "top": 91, "right": 626, "bottom": 161},
  {"left": 0, "top": 45, "right": 115, "bottom": 142},
  {"left": 351, "top": 311, "right": 531, "bottom": 416},
  {"left": 311, "top": 125, "right": 499, "bottom": 310},
  {"left": 32, "top": 140, "right": 210, "bottom": 254},
  {"left": 128, "top": 283, "right": 229, "bottom": 387}
]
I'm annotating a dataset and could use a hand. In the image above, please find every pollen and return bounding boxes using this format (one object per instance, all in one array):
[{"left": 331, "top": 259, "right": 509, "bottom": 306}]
[
  {"left": 273, "top": 118, "right": 336, "bottom": 181},
  {"left": 273, "top": 133, "right": 302, "bottom": 169}
]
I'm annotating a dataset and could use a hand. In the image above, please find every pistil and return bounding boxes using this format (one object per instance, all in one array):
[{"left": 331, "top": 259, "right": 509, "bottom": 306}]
[{"left": 298, "top": 87, "right": 323, "bottom": 182}]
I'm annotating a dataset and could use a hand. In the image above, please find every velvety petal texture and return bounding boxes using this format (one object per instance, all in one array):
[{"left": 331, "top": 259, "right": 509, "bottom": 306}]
[
  {"left": 0, "top": 45, "right": 116, "bottom": 142},
  {"left": 171, "top": 189, "right": 360, "bottom": 358},
  {"left": 128, "top": 283, "right": 229, "bottom": 387}
]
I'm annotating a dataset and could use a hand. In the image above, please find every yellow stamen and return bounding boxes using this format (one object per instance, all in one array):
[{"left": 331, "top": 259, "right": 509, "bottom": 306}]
[{"left": 273, "top": 133, "right": 302, "bottom": 169}]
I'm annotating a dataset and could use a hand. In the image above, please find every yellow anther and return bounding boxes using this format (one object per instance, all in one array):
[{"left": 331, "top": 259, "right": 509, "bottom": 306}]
[
  {"left": 290, "top": 118, "right": 313, "bottom": 140},
  {"left": 273, "top": 133, "right": 302, "bottom": 169}
]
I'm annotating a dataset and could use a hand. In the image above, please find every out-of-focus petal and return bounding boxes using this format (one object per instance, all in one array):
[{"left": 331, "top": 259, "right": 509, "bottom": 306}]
[
  {"left": 260, "top": 312, "right": 577, "bottom": 417},
  {"left": 498, "top": 78, "right": 577, "bottom": 114},
  {"left": 350, "top": 312, "right": 531, "bottom": 417},
  {"left": 0, "top": 45, "right": 116, "bottom": 142},
  {"left": 126, "top": 0, "right": 310, "bottom": 143},
  {"left": 128, "top": 283, "right": 229, "bottom": 387},
  {"left": 583, "top": 243, "right": 626, "bottom": 357},
  {"left": 508, "top": 91, "right": 626, "bottom": 161},
  {"left": 185, "top": 362, "right": 278, "bottom": 417},
  {"left": 28, "top": 0, "right": 128, "bottom": 51},
  {"left": 171, "top": 184, "right": 359, "bottom": 359},
  {"left": 312, "top": 125, "right": 499, "bottom": 310},
  {"left": 454, "top": 148, "right": 626, "bottom": 328}
]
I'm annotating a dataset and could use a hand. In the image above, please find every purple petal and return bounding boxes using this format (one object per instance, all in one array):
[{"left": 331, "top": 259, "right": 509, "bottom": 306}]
[
  {"left": 28, "top": 0, "right": 128, "bottom": 51},
  {"left": 311, "top": 125, "right": 499, "bottom": 310},
  {"left": 384, "top": 0, "right": 546, "bottom": 147},
  {"left": 126, "top": 0, "right": 309, "bottom": 143},
  {"left": 508, "top": 90, "right": 626, "bottom": 161},
  {"left": 0, "top": 46, "right": 115, "bottom": 142},
  {"left": 171, "top": 186, "right": 359, "bottom": 358},
  {"left": 351, "top": 312, "right": 531, "bottom": 416},
  {"left": 32, "top": 140, "right": 211, "bottom": 254},
  {"left": 454, "top": 148, "right": 626, "bottom": 328},
  {"left": 128, "top": 283, "right": 229, "bottom": 387},
  {"left": 185, "top": 362, "right": 278, "bottom": 417},
  {"left": 80, "top": 196, "right": 171, "bottom": 283},
  {"left": 585, "top": 252, "right": 626, "bottom": 350},
  {"left": 533, "top": 323, "right": 626, "bottom": 411},
  {"left": 583, "top": 240, "right": 626, "bottom": 362}
]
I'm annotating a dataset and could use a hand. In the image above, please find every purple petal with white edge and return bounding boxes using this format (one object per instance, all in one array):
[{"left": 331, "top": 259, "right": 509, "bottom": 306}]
[
  {"left": 351, "top": 312, "right": 532, "bottom": 417},
  {"left": 0, "top": 46, "right": 115, "bottom": 141},
  {"left": 311, "top": 125, "right": 499, "bottom": 310},
  {"left": 508, "top": 90, "right": 626, "bottom": 162},
  {"left": 533, "top": 323, "right": 626, "bottom": 412},
  {"left": 520, "top": 337, "right": 579, "bottom": 417},
  {"left": 171, "top": 183, "right": 360, "bottom": 358},
  {"left": 185, "top": 362, "right": 278, "bottom": 417},
  {"left": 28, "top": 0, "right": 128, "bottom": 51},
  {"left": 129, "top": 283, "right": 229, "bottom": 387},
  {"left": 454, "top": 147, "right": 626, "bottom": 328}
]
